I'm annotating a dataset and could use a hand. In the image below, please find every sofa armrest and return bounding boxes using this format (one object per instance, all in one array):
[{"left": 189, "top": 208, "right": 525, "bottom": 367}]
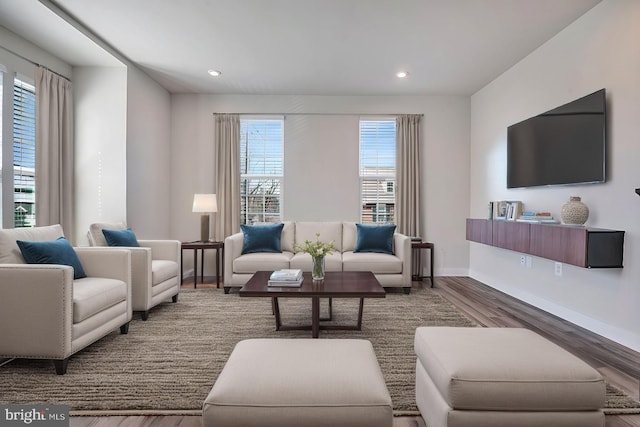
[
  {"left": 393, "top": 233, "right": 411, "bottom": 285},
  {"left": 224, "top": 232, "right": 244, "bottom": 284},
  {"left": 138, "top": 239, "right": 180, "bottom": 263},
  {"left": 75, "top": 247, "right": 131, "bottom": 284},
  {"left": 0, "top": 264, "right": 74, "bottom": 359}
]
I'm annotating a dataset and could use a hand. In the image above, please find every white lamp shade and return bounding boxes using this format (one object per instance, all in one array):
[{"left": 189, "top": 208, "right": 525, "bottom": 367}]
[{"left": 192, "top": 194, "right": 218, "bottom": 213}]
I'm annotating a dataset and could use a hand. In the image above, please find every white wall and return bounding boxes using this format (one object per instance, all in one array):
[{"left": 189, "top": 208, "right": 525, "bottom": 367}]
[
  {"left": 284, "top": 115, "right": 361, "bottom": 221},
  {"left": 170, "top": 94, "right": 470, "bottom": 276},
  {"left": 73, "top": 66, "right": 127, "bottom": 244},
  {"left": 469, "top": 0, "right": 640, "bottom": 350},
  {"left": 126, "top": 66, "right": 172, "bottom": 239}
]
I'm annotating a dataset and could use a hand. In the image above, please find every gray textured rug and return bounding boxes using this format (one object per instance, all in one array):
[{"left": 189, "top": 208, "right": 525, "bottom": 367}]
[{"left": 1, "top": 287, "right": 637, "bottom": 415}]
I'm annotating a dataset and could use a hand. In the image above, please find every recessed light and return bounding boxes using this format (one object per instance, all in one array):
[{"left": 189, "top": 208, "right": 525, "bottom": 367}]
[
  {"left": 396, "top": 71, "right": 408, "bottom": 78},
  {"left": 208, "top": 69, "right": 222, "bottom": 77}
]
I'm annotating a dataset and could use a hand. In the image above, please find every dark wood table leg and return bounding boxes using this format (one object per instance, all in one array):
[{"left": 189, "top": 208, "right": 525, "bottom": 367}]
[
  {"left": 200, "top": 248, "right": 205, "bottom": 285},
  {"left": 312, "top": 297, "right": 320, "bottom": 338},
  {"left": 180, "top": 248, "right": 184, "bottom": 284},
  {"left": 273, "top": 297, "right": 282, "bottom": 330},
  {"left": 193, "top": 248, "right": 198, "bottom": 288},
  {"left": 216, "top": 246, "right": 220, "bottom": 288},
  {"left": 319, "top": 297, "right": 333, "bottom": 321},
  {"left": 430, "top": 245, "right": 435, "bottom": 288},
  {"left": 357, "top": 298, "right": 364, "bottom": 330}
]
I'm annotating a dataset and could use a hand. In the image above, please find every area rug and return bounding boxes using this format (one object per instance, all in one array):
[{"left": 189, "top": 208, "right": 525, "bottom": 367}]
[{"left": 1, "top": 287, "right": 638, "bottom": 415}]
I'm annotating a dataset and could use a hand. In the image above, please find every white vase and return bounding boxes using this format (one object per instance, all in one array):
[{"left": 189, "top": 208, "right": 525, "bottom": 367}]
[{"left": 561, "top": 196, "right": 589, "bottom": 225}]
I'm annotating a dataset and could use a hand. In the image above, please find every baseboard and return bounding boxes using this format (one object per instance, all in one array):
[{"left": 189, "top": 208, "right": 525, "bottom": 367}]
[
  {"left": 182, "top": 268, "right": 194, "bottom": 280},
  {"left": 470, "top": 270, "right": 640, "bottom": 352}
]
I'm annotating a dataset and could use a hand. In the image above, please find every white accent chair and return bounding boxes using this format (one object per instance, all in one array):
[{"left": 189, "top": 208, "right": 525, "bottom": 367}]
[
  {"left": 88, "top": 222, "right": 180, "bottom": 321},
  {"left": 0, "top": 224, "right": 132, "bottom": 374}
]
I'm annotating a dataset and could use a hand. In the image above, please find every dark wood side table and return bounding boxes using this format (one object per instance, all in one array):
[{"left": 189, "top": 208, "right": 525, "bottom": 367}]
[
  {"left": 181, "top": 241, "right": 224, "bottom": 288},
  {"left": 411, "top": 241, "right": 434, "bottom": 288}
]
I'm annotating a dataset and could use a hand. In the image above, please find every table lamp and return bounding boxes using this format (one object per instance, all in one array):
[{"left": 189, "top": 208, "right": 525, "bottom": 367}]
[{"left": 192, "top": 194, "right": 217, "bottom": 242}]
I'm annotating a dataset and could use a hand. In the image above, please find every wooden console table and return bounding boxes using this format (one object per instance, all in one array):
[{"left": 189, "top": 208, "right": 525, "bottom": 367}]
[
  {"left": 411, "top": 241, "right": 434, "bottom": 287},
  {"left": 466, "top": 219, "right": 624, "bottom": 268},
  {"left": 181, "top": 241, "right": 224, "bottom": 288}
]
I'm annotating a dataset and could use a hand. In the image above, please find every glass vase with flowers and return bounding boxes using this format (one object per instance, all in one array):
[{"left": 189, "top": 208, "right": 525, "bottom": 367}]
[{"left": 294, "top": 233, "right": 335, "bottom": 281}]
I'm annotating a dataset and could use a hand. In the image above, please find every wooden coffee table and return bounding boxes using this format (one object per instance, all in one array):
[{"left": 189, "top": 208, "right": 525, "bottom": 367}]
[{"left": 239, "top": 271, "right": 386, "bottom": 338}]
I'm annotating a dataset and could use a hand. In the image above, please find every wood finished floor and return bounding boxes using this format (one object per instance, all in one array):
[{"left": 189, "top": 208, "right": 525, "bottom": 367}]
[{"left": 70, "top": 276, "right": 639, "bottom": 427}]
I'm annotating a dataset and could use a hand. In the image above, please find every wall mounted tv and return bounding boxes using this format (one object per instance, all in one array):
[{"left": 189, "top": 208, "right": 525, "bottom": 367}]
[{"left": 507, "top": 88, "right": 606, "bottom": 189}]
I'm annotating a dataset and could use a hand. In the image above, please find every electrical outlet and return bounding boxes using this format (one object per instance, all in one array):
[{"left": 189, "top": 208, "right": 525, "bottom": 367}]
[
  {"left": 554, "top": 262, "right": 562, "bottom": 277},
  {"left": 526, "top": 256, "right": 532, "bottom": 268},
  {"left": 520, "top": 255, "right": 526, "bottom": 266}
]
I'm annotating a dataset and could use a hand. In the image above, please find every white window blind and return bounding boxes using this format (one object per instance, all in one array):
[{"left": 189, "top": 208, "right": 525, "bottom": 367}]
[
  {"left": 359, "top": 119, "right": 396, "bottom": 224},
  {"left": 240, "top": 118, "right": 284, "bottom": 224},
  {"left": 13, "top": 78, "right": 36, "bottom": 228}
]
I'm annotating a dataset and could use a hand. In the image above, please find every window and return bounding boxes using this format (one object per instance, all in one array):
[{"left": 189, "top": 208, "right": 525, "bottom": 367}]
[
  {"left": 240, "top": 118, "right": 284, "bottom": 224},
  {"left": 12, "top": 78, "right": 36, "bottom": 227},
  {"left": 359, "top": 119, "right": 396, "bottom": 224}
]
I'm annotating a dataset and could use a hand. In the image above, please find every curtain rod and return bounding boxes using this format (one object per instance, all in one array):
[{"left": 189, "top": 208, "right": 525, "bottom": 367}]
[
  {"left": 212, "top": 112, "right": 423, "bottom": 117},
  {"left": 0, "top": 46, "right": 71, "bottom": 81}
]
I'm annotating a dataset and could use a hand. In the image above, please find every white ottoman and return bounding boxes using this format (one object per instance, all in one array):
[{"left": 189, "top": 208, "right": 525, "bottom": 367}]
[
  {"left": 415, "top": 327, "right": 606, "bottom": 427},
  {"left": 203, "top": 338, "right": 393, "bottom": 427}
]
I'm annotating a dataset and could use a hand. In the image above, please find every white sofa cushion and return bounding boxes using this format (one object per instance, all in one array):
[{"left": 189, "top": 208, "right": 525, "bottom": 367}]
[
  {"left": 72, "top": 277, "right": 128, "bottom": 323},
  {"left": 414, "top": 327, "right": 605, "bottom": 411},
  {"left": 233, "top": 252, "right": 294, "bottom": 274},
  {"left": 342, "top": 251, "right": 402, "bottom": 274},
  {"left": 151, "top": 260, "right": 179, "bottom": 285},
  {"left": 281, "top": 221, "right": 295, "bottom": 253},
  {"left": 295, "top": 222, "right": 343, "bottom": 252},
  {"left": 0, "top": 224, "right": 65, "bottom": 264},
  {"left": 290, "top": 252, "right": 343, "bottom": 272},
  {"left": 203, "top": 338, "right": 392, "bottom": 427},
  {"left": 342, "top": 222, "right": 357, "bottom": 252}
]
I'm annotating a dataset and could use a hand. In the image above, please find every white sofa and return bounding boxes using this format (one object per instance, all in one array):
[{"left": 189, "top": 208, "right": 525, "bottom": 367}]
[
  {"left": 0, "top": 224, "right": 132, "bottom": 374},
  {"left": 224, "top": 221, "right": 411, "bottom": 294},
  {"left": 87, "top": 222, "right": 181, "bottom": 321}
]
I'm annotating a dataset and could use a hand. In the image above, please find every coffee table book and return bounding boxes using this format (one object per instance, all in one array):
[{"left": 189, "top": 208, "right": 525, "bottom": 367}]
[
  {"left": 268, "top": 278, "right": 304, "bottom": 287},
  {"left": 268, "top": 269, "right": 303, "bottom": 286},
  {"left": 270, "top": 269, "right": 303, "bottom": 281}
]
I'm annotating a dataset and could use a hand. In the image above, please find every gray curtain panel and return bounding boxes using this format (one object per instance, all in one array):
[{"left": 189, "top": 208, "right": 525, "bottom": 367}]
[
  {"left": 35, "top": 66, "right": 74, "bottom": 241},
  {"left": 214, "top": 114, "right": 241, "bottom": 241},
  {"left": 395, "top": 114, "right": 422, "bottom": 238}
]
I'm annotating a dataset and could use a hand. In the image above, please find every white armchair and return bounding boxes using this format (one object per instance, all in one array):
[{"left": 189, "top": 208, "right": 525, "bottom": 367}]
[
  {"left": 0, "top": 224, "right": 132, "bottom": 374},
  {"left": 88, "top": 222, "right": 180, "bottom": 320}
]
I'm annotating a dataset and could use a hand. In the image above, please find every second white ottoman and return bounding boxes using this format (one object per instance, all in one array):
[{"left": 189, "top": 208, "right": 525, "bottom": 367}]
[{"left": 203, "top": 338, "right": 393, "bottom": 427}]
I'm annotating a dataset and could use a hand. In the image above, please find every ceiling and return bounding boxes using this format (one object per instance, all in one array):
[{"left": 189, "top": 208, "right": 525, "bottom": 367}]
[{"left": 0, "top": 0, "right": 602, "bottom": 95}]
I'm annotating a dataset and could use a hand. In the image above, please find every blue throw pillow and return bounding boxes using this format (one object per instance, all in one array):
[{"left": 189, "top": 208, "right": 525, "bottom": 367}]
[
  {"left": 354, "top": 223, "right": 396, "bottom": 254},
  {"left": 16, "top": 236, "right": 87, "bottom": 279},
  {"left": 241, "top": 223, "right": 284, "bottom": 254},
  {"left": 102, "top": 228, "right": 140, "bottom": 247}
]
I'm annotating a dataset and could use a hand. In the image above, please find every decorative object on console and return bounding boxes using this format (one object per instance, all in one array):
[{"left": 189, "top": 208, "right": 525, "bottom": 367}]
[
  {"left": 636, "top": 188, "right": 639, "bottom": 196},
  {"left": 506, "top": 201, "right": 523, "bottom": 221},
  {"left": 561, "top": 196, "right": 589, "bottom": 225},
  {"left": 192, "top": 194, "right": 217, "bottom": 242},
  {"left": 294, "top": 233, "right": 335, "bottom": 281}
]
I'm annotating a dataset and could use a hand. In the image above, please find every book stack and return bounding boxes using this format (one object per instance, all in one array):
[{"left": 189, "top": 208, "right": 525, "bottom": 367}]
[
  {"left": 268, "top": 269, "right": 304, "bottom": 287},
  {"left": 491, "top": 200, "right": 523, "bottom": 221},
  {"left": 516, "top": 211, "right": 559, "bottom": 223}
]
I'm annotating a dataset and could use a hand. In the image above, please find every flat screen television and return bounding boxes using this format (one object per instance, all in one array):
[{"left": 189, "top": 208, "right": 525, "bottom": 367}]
[{"left": 507, "top": 89, "right": 606, "bottom": 189}]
